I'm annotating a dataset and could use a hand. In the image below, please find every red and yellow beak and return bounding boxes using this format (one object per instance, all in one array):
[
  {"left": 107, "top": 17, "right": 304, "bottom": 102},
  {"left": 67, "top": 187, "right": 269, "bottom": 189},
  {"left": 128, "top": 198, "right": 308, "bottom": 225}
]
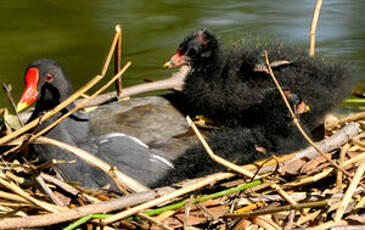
[
  {"left": 16, "top": 67, "right": 39, "bottom": 112},
  {"left": 163, "top": 52, "right": 187, "bottom": 69}
]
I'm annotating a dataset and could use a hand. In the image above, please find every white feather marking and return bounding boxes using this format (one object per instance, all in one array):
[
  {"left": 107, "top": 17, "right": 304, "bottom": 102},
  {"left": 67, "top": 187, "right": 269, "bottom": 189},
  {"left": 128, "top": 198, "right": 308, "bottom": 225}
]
[
  {"left": 102, "top": 133, "right": 149, "bottom": 149},
  {"left": 151, "top": 154, "right": 174, "bottom": 168}
]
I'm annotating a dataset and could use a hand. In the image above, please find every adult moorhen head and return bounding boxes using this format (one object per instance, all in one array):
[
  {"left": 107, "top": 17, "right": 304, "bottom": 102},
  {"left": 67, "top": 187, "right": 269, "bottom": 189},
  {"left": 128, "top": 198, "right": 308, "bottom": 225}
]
[{"left": 17, "top": 59, "right": 174, "bottom": 190}]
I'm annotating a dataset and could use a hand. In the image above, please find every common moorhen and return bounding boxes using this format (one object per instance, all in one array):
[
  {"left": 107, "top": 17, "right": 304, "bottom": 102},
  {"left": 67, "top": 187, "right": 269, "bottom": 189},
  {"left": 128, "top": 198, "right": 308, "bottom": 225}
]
[
  {"left": 156, "top": 29, "right": 353, "bottom": 186},
  {"left": 17, "top": 59, "right": 174, "bottom": 189}
]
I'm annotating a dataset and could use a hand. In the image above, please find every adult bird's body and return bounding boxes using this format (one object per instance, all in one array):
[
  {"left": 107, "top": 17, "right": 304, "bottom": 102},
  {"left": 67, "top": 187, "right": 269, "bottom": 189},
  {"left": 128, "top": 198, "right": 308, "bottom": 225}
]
[{"left": 17, "top": 59, "right": 174, "bottom": 189}]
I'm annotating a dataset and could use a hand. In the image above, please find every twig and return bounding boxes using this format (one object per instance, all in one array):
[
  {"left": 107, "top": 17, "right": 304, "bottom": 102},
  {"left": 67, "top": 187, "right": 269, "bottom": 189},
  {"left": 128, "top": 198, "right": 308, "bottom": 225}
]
[
  {"left": 2, "top": 83, "right": 24, "bottom": 126},
  {"left": 101, "top": 26, "right": 121, "bottom": 76},
  {"left": 334, "top": 163, "right": 365, "bottom": 222},
  {"left": 309, "top": 0, "right": 323, "bottom": 57},
  {"left": 40, "top": 173, "right": 79, "bottom": 196},
  {"left": 143, "top": 180, "right": 264, "bottom": 217},
  {"left": 252, "top": 216, "right": 281, "bottom": 230},
  {"left": 102, "top": 176, "right": 263, "bottom": 225},
  {"left": 75, "top": 66, "right": 190, "bottom": 108},
  {"left": 114, "top": 24, "right": 123, "bottom": 96},
  {"left": 0, "top": 190, "right": 166, "bottom": 229},
  {"left": 196, "top": 202, "right": 219, "bottom": 221},
  {"left": 337, "top": 144, "right": 350, "bottom": 189},
  {"left": 284, "top": 209, "right": 295, "bottom": 230},
  {"left": 36, "top": 175, "right": 65, "bottom": 207},
  {"left": 223, "top": 200, "right": 333, "bottom": 218},
  {"left": 0, "top": 177, "right": 66, "bottom": 213},
  {"left": 138, "top": 212, "right": 173, "bottom": 230},
  {"left": 307, "top": 220, "right": 347, "bottom": 230},
  {"left": 184, "top": 196, "right": 193, "bottom": 230},
  {"left": 263, "top": 51, "right": 361, "bottom": 186}
]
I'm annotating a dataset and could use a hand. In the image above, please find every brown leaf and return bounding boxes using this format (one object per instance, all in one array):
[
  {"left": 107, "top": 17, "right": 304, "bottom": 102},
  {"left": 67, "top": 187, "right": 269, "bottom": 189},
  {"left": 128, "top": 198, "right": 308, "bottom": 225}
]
[
  {"left": 280, "top": 158, "right": 307, "bottom": 175},
  {"left": 347, "top": 214, "right": 365, "bottom": 224},
  {"left": 300, "top": 153, "right": 333, "bottom": 174},
  {"left": 164, "top": 199, "right": 229, "bottom": 228}
]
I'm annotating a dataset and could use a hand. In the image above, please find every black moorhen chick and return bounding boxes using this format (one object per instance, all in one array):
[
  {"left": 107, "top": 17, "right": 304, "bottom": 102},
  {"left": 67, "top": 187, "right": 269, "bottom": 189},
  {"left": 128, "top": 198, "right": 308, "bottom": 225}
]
[
  {"left": 156, "top": 29, "right": 353, "bottom": 186},
  {"left": 17, "top": 59, "right": 174, "bottom": 189}
]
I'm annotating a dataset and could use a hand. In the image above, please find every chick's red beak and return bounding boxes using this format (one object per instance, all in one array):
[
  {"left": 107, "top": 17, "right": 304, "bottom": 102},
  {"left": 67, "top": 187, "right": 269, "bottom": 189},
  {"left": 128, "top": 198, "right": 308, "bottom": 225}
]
[
  {"left": 16, "top": 67, "right": 39, "bottom": 112},
  {"left": 163, "top": 52, "right": 186, "bottom": 68}
]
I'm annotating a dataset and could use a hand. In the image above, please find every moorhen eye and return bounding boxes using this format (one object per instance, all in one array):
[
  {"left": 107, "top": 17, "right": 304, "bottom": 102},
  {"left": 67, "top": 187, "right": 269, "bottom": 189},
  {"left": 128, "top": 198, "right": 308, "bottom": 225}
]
[{"left": 45, "top": 73, "right": 54, "bottom": 82}]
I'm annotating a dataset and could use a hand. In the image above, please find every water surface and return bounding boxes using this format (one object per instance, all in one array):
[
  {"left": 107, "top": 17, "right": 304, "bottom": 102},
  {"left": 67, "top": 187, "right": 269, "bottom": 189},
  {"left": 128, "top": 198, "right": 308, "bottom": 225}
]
[{"left": 0, "top": 0, "right": 364, "bottom": 108}]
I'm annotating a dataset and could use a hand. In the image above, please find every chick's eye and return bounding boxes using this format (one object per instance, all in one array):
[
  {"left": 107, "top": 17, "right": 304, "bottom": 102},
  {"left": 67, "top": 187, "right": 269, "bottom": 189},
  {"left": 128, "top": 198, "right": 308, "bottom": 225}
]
[{"left": 45, "top": 73, "right": 54, "bottom": 82}]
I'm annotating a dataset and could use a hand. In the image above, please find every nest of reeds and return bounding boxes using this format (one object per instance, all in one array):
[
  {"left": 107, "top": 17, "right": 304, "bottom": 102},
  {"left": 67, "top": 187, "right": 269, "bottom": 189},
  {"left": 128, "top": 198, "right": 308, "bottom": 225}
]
[{"left": 1, "top": 4, "right": 365, "bottom": 228}]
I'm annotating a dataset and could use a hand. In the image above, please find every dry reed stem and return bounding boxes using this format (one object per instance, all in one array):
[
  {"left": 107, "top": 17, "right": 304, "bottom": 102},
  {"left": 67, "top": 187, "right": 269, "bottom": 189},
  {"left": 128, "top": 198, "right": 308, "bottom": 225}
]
[
  {"left": 327, "top": 111, "right": 365, "bottom": 130},
  {"left": 296, "top": 210, "right": 321, "bottom": 226},
  {"left": 343, "top": 151, "right": 365, "bottom": 167},
  {"left": 334, "top": 163, "right": 365, "bottom": 222},
  {"left": 252, "top": 216, "right": 281, "bottom": 230},
  {"left": 137, "top": 212, "right": 173, "bottom": 230},
  {"left": 270, "top": 184, "right": 298, "bottom": 206},
  {"left": 307, "top": 220, "right": 347, "bottom": 230},
  {"left": 186, "top": 116, "right": 255, "bottom": 178},
  {"left": 102, "top": 172, "right": 236, "bottom": 225},
  {"left": 0, "top": 177, "right": 66, "bottom": 213},
  {"left": 263, "top": 51, "right": 360, "bottom": 185},
  {"left": 309, "top": 0, "right": 323, "bottom": 57},
  {"left": 76, "top": 65, "right": 190, "bottom": 108},
  {"left": 101, "top": 28, "right": 121, "bottom": 76},
  {"left": 5, "top": 170, "right": 24, "bottom": 184},
  {"left": 2, "top": 83, "right": 24, "bottom": 126},
  {"left": 284, "top": 168, "right": 334, "bottom": 188},
  {"left": 0, "top": 190, "right": 30, "bottom": 203},
  {"left": 39, "top": 173, "right": 79, "bottom": 196},
  {"left": 224, "top": 200, "right": 332, "bottom": 218},
  {"left": 114, "top": 24, "right": 123, "bottom": 96},
  {"left": 184, "top": 196, "right": 193, "bottom": 229},
  {"left": 35, "top": 175, "right": 65, "bottom": 206},
  {"left": 337, "top": 144, "right": 350, "bottom": 189},
  {"left": 0, "top": 190, "right": 165, "bottom": 229},
  {"left": 33, "top": 136, "right": 148, "bottom": 193}
]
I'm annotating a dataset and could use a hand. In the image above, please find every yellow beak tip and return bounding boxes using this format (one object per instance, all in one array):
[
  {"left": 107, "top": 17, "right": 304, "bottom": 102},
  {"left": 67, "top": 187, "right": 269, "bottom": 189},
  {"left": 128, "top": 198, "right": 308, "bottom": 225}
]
[
  {"left": 163, "top": 61, "right": 171, "bottom": 69},
  {"left": 16, "top": 103, "right": 27, "bottom": 113}
]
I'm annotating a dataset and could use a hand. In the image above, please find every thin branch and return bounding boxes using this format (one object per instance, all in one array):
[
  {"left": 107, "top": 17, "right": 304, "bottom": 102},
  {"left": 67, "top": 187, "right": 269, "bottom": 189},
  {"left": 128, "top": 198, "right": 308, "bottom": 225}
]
[
  {"left": 223, "top": 200, "right": 333, "bottom": 218},
  {"left": 2, "top": 83, "right": 24, "bottom": 126},
  {"left": 101, "top": 28, "right": 121, "bottom": 76},
  {"left": 309, "top": 0, "right": 323, "bottom": 57},
  {"left": 0, "top": 190, "right": 166, "bottom": 229},
  {"left": 334, "top": 163, "right": 365, "bottom": 222},
  {"left": 114, "top": 24, "right": 123, "bottom": 96},
  {"left": 75, "top": 66, "right": 190, "bottom": 108}
]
